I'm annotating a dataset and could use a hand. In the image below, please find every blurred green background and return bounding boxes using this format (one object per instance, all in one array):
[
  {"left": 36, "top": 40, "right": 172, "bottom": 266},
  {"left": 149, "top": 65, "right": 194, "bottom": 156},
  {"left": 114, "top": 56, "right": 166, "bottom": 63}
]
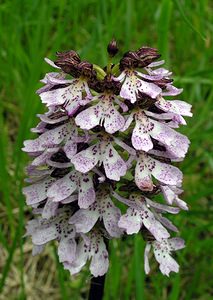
[{"left": 0, "top": 0, "right": 213, "bottom": 299}]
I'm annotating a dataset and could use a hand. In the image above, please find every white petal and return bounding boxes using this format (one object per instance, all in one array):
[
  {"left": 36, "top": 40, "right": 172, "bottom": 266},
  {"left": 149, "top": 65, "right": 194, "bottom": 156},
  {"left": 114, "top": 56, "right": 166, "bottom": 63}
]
[
  {"left": 144, "top": 243, "right": 151, "bottom": 274},
  {"left": 132, "top": 119, "right": 153, "bottom": 151},
  {"left": 168, "top": 237, "right": 185, "bottom": 251},
  {"left": 120, "top": 113, "right": 134, "bottom": 132},
  {"left": 145, "top": 198, "right": 180, "bottom": 214},
  {"left": 23, "top": 123, "right": 75, "bottom": 152},
  {"left": 150, "top": 120, "right": 190, "bottom": 158},
  {"left": 90, "top": 239, "right": 109, "bottom": 277},
  {"left": 42, "top": 198, "right": 59, "bottom": 219},
  {"left": 69, "top": 208, "right": 99, "bottom": 233},
  {"left": 120, "top": 73, "right": 138, "bottom": 103},
  {"left": 162, "top": 99, "right": 192, "bottom": 116},
  {"left": 159, "top": 254, "right": 179, "bottom": 276},
  {"left": 135, "top": 159, "right": 153, "bottom": 191},
  {"left": 72, "top": 144, "right": 101, "bottom": 173},
  {"left": 31, "top": 148, "right": 58, "bottom": 166},
  {"left": 47, "top": 172, "right": 77, "bottom": 202},
  {"left": 75, "top": 103, "right": 102, "bottom": 130},
  {"left": 161, "top": 86, "right": 183, "bottom": 97},
  {"left": 114, "top": 72, "right": 126, "bottom": 82},
  {"left": 100, "top": 193, "right": 122, "bottom": 237},
  {"left": 103, "top": 143, "right": 127, "bottom": 181},
  {"left": 157, "top": 216, "right": 179, "bottom": 232},
  {"left": 151, "top": 158, "right": 183, "bottom": 186},
  {"left": 63, "top": 239, "right": 88, "bottom": 275},
  {"left": 63, "top": 141, "right": 77, "bottom": 159},
  {"left": 148, "top": 60, "right": 165, "bottom": 67},
  {"left": 44, "top": 57, "right": 61, "bottom": 69},
  {"left": 102, "top": 100, "right": 125, "bottom": 134},
  {"left": 40, "top": 79, "right": 83, "bottom": 111},
  {"left": 118, "top": 208, "right": 142, "bottom": 234},
  {"left": 78, "top": 173, "right": 96, "bottom": 208},
  {"left": 23, "top": 177, "right": 56, "bottom": 205},
  {"left": 141, "top": 207, "right": 170, "bottom": 241},
  {"left": 58, "top": 238, "right": 76, "bottom": 263},
  {"left": 32, "top": 224, "right": 58, "bottom": 245},
  {"left": 153, "top": 239, "right": 181, "bottom": 276},
  {"left": 136, "top": 77, "right": 162, "bottom": 99}
]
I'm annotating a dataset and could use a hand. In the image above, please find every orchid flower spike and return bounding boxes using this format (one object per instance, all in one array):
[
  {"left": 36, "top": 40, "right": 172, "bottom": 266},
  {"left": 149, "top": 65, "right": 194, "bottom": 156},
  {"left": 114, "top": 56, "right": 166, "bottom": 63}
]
[{"left": 23, "top": 40, "right": 192, "bottom": 279}]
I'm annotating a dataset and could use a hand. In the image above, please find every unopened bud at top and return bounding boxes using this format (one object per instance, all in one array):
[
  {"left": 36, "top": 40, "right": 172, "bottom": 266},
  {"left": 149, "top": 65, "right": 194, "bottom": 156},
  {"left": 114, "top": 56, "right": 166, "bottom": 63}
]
[{"left": 107, "top": 39, "right": 119, "bottom": 57}]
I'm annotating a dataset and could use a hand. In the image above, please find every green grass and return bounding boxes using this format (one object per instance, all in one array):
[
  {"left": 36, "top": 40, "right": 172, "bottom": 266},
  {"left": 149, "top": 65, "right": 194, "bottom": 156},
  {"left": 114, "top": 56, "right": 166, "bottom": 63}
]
[{"left": 0, "top": 0, "right": 213, "bottom": 299}]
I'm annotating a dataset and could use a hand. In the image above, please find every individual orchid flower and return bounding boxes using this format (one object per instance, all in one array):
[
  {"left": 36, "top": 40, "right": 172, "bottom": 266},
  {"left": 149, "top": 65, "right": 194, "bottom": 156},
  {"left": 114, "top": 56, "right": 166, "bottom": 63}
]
[
  {"left": 122, "top": 110, "right": 190, "bottom": 158},
  {"left": 134, "top": 152, "right": 183, "bottom": 191},
  {"left": 25, "top": 207, "right": 76, "bottom": 263},
  {"left": 75, "top": 93, "right": 125, "bottom": 134},
  {"left": 69, "top": 187, "right": 122, "bottom": 237},
  {"left": 40, "top": 78, "right": 92, "bottom": 116},
  {"left": 39, "top": 55, "right": 94, "bottom": 116},
  {"left": 160, "top": 185, "right": 188, "bottom": 210},
  {"left": 71, "top": 134, "right": 135, "bottom": 181},
  {"left": 144, "top": 238, "right": 185, "bottom": 276},
  {"left": 115, "top": 69, "right": 162, "bottom": 103},
  {"left": 112, "top": 192, "right": 179, "bottom": 240},
  {"left": 23, "top": 119, "right": 81, "bottom": 160},
  {"left": 63, "top": 230, "right": 109, "bottom": 277},
  {"left": 47, "top": 170, "right": 96, "bottom": 209}
]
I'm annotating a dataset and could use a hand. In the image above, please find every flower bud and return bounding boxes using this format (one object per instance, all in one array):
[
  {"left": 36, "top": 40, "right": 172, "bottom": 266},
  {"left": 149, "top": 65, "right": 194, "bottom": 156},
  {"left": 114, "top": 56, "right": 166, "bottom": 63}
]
[
  {"left": 54, "top": 50, "right": 81, "bottom": 74},
  {"left": 107, "top": 39, "right": 119, "bottom": 57}
]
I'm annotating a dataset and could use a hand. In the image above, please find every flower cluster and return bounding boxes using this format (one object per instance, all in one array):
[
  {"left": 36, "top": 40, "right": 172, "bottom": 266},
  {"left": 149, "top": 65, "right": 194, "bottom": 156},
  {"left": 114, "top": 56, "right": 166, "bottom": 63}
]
[{"left": 23, "top": 41, "right": 192, "bottom": 277}]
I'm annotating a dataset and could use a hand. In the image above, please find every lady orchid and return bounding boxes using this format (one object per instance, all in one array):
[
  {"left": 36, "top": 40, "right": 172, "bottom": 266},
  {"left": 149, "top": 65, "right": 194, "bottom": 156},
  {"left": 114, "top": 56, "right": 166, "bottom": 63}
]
[{"left": 23, "top": 40, "right": 192, "bottom": 283}]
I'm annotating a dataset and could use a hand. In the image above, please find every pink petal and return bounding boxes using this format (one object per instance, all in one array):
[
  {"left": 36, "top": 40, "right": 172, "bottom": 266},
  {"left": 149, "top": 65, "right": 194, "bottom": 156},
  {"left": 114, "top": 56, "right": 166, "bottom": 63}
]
[{"left": 135, "top": 159, "right": 153, "bottom": 191}]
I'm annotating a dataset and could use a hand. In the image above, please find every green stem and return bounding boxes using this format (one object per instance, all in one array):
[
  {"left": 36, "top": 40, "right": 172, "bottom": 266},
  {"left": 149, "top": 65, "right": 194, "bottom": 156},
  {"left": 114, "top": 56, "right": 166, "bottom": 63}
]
[{"left": 107, "top": 57, "right": 112, "bottom": 75}]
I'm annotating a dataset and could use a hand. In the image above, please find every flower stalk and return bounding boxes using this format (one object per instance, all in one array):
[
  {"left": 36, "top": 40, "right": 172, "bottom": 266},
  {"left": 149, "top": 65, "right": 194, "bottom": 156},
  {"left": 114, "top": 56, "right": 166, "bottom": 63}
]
[{"left": 88, "top": 274, "right": 106, "bottom": 300}]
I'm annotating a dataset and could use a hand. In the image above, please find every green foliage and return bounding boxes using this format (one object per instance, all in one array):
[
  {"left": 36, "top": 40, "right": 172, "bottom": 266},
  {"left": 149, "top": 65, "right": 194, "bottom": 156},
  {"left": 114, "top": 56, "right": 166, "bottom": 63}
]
[{"left": 0, "top": 0, "right": 212, "bottom": 299}]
